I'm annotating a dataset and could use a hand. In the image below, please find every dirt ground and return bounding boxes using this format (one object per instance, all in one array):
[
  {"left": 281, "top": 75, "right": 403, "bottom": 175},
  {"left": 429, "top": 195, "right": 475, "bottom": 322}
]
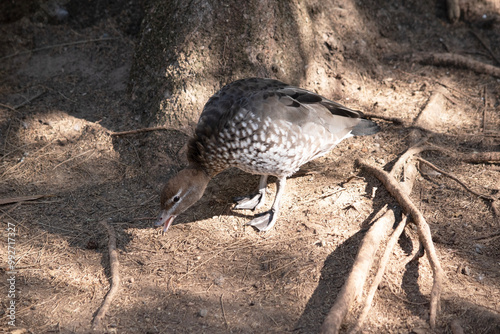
[{"left": 1, "top": 0, "right": 500, "bottom": 333}]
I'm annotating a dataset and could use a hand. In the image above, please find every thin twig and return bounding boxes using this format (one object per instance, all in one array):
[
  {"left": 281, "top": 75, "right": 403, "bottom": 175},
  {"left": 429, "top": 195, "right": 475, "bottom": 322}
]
[
  {"left": 470, "top": 30, "right": 500, "bottom": 65},
  {"left": 418, "top": 157, "right": 500, "bottom": 225},
  {"left": 0, "top": 202, "right": 21, "bottom": 221},
  {"left": 357, "top": 159, "right": 444, "bottom": 329},
  {"left": 300, "top": 188, "right": 345, "bottom": 205},
  {"left": 52, "top": 149, "right": 93, "bottom": 170},
  {"left": 417, "top": 157, "right": 494, "bottom": 201},
  {"left": 0, "top": 103, "right": 18, "bottom": 112},
  {"left": 0, "top": 90, "right": 45, "bottom": 112},
  {"left": 404, "top": 143, "right": 500, "bottom": 164},
  {"left": 1, "top": 38, "right": 117, "bottom": 60},
  {"left": 220, "top": 294, "right": 229, "bottom": 329},
  {"left": 109, "top": 126, "right": 174, "bottom": 136},
  {"left": 262, "top": 258, "right": 299, "bottom": 276},
  {"left": 14, "top": 91, "right": 46, "bottom": 110},
  {"left": 92, "top": 220, "right": 121, "bottom": 330},
  {"left": 348, "top": 216, "right": 408, "bottom": 334},
  {"left": 482, "top": 87, "right": 487, "bottom": 133}
]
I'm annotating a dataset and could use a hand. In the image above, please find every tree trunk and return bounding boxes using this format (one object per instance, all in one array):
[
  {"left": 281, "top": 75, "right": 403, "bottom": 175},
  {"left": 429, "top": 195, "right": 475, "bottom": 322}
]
[{"left": 129, "top": 0, "right": 373, "bottom": 127}]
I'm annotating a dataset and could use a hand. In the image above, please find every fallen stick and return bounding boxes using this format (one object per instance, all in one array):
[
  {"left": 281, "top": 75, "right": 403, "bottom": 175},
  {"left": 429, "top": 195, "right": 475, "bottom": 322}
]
[
  {"left": 0, "top": 194, "right": 52, "bottom": 205},
  {"left": 319, "top": 209, "right": 395, "bottom": 334},
  {"left": 357, "top": 159, "right": 444, "bottom": 329},
  {"left": 412, "top": 52, "right": 500, "bottom": 78},
  {"left": 348, "top": 216, "right": 408, "bottom": 334},
  {"left": 92, "top": 220, "right": 121, "bottom": 330},
  {"left": 109, "top": 126, "right": 173, "bottom": 136}
]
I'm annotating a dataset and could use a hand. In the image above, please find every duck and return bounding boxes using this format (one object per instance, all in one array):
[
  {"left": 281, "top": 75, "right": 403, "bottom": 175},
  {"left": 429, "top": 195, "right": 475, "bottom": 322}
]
[{"left": 155, "top": 78, "right": 379, "bottom": 232}]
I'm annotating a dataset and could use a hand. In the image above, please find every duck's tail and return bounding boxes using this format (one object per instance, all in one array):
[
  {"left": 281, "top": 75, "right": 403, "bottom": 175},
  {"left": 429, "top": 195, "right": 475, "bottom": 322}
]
[{"left": 351, "top": 118, "right": 380, "bottom": 136}]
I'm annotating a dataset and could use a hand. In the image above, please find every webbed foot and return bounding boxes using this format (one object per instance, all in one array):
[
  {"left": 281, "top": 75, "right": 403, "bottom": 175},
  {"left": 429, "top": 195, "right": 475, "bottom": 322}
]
[
  {"left": 247, "top": 209, "right": 277, "bottom": 232},
  {"left": 233, "top": 192, "right": 265, "bottom": 210}
]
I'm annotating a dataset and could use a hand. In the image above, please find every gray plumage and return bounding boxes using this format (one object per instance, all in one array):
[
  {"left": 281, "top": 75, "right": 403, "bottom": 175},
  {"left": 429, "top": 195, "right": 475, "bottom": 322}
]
[
  {"left": 188, "top": 77, "right": 379, "bottom": 177},
  {"left": 157, "top": 78, "right": 380, "bottom": 232}
]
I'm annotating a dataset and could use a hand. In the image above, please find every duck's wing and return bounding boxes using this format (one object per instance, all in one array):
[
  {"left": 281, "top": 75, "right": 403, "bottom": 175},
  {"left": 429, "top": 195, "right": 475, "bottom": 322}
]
[{"left": 276, "top": 86, "right": 380, "bottom": 136}]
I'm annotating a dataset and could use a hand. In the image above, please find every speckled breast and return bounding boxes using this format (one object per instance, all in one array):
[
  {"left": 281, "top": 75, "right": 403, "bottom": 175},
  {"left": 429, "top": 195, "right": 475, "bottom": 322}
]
[{"left": 194, "top": 109, "right": 334, "bottom": 177}]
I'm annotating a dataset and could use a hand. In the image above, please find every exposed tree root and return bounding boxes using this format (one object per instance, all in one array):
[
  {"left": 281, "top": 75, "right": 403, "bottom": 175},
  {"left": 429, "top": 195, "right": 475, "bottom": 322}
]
[
  {"left": 92, "top": 220, "right": 121, "bottom": 330},
  {"left": 319, "top": 209, "right": 396, "bottom": 334},
  {"left": 412, "top": 52, "right": 500, "bottom": 78},
  {"left": 357, "top": 159, "right": 445, "bottom": 329},
  {"left": 348, "top": 216, "right": 408, "bottom": 334},
  {"left": 390, "top": 136, "right": 432, "bottom": 179},
  {"left": 320, "top": 140, "right": 428, "bottom": 333},
  {"left": 458, "top": 151, "right": 500, "bottom": 163},
  {"left": 321, "top": 81, "right": 497, "bottom": 332}
]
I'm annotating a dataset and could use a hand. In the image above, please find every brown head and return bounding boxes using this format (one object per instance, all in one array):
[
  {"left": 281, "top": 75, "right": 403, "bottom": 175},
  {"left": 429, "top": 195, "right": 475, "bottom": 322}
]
[{"left": 155, "top": 166, "right": 211, "bottom": 232}]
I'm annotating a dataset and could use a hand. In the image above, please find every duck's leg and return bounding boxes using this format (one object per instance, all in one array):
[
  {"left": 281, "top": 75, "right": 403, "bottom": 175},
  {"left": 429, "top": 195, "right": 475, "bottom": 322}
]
[
  {"left": 247, "top": 176, "right": 286, "bottom": 231},
  {"left": 234, "top": 175, "right": 268, "bottom": 210}
]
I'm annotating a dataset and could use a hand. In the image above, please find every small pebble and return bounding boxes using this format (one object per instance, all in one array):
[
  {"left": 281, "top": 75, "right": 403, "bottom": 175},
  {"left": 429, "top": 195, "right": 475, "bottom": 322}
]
[
  {"left": 474, "top": 243, "right": 484, "bottom": 254},
  {"left": 128, "top": 277, "right": 135, "bottom": 284},
  {"left": 199, "top": 308, "right": 208, "bottom": 317}
]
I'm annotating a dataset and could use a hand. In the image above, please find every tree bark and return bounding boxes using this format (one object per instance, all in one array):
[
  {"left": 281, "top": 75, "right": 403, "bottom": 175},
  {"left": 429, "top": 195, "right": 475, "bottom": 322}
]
[{"left": 128, "top": 0, "right": 356, "bottom": 127}]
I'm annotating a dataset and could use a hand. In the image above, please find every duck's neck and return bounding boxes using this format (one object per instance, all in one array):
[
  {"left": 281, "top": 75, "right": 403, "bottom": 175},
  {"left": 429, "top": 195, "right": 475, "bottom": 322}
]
[{"left": 186, "top": 163, "right": 213, "bottom": 185}]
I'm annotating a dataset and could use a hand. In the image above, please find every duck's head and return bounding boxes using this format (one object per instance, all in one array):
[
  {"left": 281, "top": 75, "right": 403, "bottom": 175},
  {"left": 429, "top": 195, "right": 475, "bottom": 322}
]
[{"left": 155, "top": 167, "right": 211, "bottom": 232}]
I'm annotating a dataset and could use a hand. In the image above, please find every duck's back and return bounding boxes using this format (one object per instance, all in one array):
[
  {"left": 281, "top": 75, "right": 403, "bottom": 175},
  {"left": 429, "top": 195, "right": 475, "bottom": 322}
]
[{"left": 188, "top": 78, "right": 378, "bottom": 177}]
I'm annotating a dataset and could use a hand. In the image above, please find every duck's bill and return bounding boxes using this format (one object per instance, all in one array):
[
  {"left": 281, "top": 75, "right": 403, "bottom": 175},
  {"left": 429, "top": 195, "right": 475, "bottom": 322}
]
[{"left": 154, "top": 211, "right": 176, "bottom": 232}]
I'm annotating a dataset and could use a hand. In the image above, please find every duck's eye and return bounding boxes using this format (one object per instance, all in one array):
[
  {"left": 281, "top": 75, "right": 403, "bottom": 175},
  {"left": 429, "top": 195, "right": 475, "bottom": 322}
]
[{"left": 172, "top": 196, "right": 180, "bottom": 203}]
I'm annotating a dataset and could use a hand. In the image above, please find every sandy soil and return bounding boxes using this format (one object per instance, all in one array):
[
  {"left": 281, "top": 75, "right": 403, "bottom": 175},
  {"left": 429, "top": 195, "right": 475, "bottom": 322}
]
[{"left": 1, "top": 0, "right": 499, "bottom": 333}]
